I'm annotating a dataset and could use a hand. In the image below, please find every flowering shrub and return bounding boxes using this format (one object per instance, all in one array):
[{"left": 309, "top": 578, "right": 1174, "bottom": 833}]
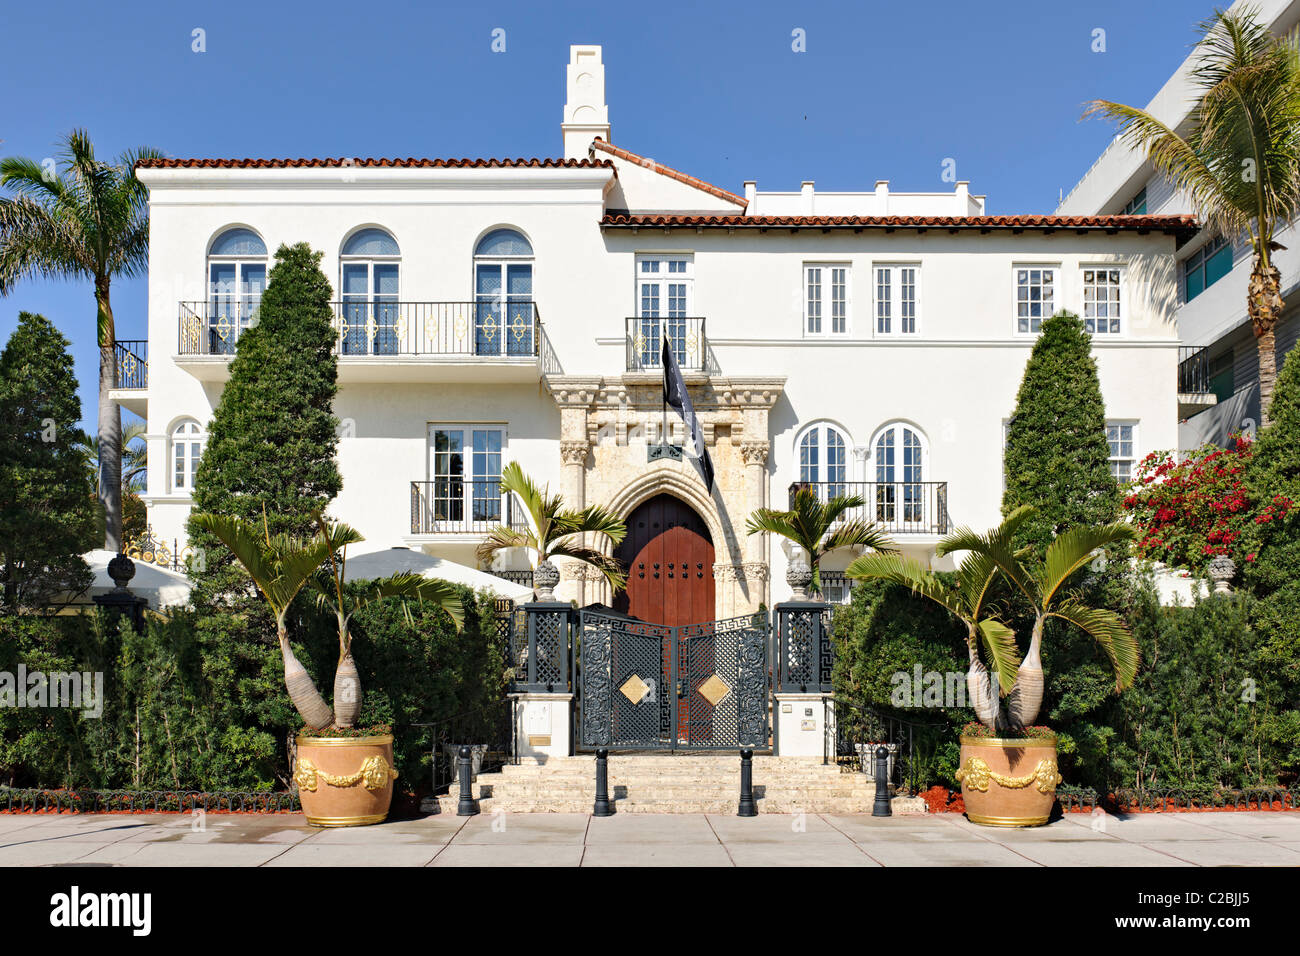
[{"left": 1123, "top": 435, "right": 1291, "bottom": 575}]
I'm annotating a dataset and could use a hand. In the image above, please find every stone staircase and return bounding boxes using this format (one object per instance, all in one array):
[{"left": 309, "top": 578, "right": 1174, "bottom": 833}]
[{"left": 428, "top": 755, "right": 927, "bottom": 814}]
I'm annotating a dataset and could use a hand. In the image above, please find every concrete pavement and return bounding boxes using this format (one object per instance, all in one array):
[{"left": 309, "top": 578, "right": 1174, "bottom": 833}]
[{"left": 1, "top": 809, "right": 1298, "bottom": 866}]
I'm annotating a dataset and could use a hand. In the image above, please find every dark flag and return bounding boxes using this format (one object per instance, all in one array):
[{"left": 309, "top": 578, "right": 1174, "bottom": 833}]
[{"left": 662, "top": 337, "right": 715, "bottom": 492}]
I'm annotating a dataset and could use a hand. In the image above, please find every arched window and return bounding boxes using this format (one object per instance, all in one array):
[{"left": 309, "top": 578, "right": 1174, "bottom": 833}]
[
  {"left": 473, "top": 228, "right": 534, "bottom": 357},
  {"left": 797, "top": 422, "right": 849, "bottom": 499},
  {"left": 872, "top": 422, "right": 926, "bottom": 526},
  {"left": 207, "top": 228, "right": 267, "bottom": 355},
  {"left": 171, "top": 419, "right": 205, "bottom": 492},
  {"left": 340, "top": 228, "right": 401, "bottom": 355}
]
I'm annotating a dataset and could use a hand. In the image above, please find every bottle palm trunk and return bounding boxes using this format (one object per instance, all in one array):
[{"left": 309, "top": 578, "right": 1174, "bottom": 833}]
[
  {"left": 965, "top": 639, "right": 1000, "bottom": 731},
  {"left": 333, "top": 650, "right": 361, "bottom": 729},
  {"left": 1007, "top": 619, "right": 1045, "bottom": 728},
  {"left": 278, "top": 627, "right": 333, "bottom": 730}
]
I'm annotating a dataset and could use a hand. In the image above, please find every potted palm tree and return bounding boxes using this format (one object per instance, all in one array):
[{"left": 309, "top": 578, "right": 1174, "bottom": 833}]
[
  {"left": 747, "top": 486, "right": 896, "bottom": 598},
  {"left": 192, "top": 511, "right": 463, "bottom": 826},
  {"left": 477, "top": 462, "right": 627, "bottom": 599},
  {"left": 1086, "top": 8, "right": 1300, "bottom": 427},
  {"left": 848, "top": 507, "right": 1139, "bottom": 826}
]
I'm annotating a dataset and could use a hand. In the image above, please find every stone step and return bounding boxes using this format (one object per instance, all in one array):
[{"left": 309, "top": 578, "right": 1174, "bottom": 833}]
[{"left": 422, "top": 793, "right": 926, "bottom": 815}]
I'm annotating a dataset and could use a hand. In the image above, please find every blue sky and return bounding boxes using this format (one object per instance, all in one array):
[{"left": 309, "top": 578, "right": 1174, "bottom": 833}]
[{"left": 1, "top": 0, "right": 1209, "bottom": 428}]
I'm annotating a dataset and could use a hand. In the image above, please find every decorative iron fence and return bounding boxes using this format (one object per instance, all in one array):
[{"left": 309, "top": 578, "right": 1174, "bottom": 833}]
[
  {"left": 412, "top": 697, "right": 518, "bottom": 794},
  {"left": 410, "top": 478, "right": 528, "bottom": 535},
  {"left": 789, "top": 480, "right": 950, "bottom": 536},
  {"left": 114, "top": 340, "right": 148, "bottom": 389},
  {"left": 510, "top": 602, "right": 573, "bottom": 693},
  {"left": 625, "top": 316, "right": 708, "bottom": 371},
  {"left": 773, "top": 601, "right": 833, "bottom": 693},
  {"left": 178, "top": 300, "right": 544, "bottom": 360},
  {"left": 1178, "top": 345, "right": 1211, "bottom": 394},
  {"left": 492, "top": 569, "right": 534, "bottom": 587}
]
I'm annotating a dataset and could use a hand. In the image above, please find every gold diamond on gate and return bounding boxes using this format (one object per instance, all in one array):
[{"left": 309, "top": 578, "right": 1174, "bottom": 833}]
[
  {"left": 620, "top": 674, "right": 650, "bottom": 705},
  {"left": 698, "top": 675, "right": 731, "bottom": 707}
]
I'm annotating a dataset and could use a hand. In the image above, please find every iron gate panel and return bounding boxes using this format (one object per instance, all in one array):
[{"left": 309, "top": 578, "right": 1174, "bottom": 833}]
[{"left": 578, "top": 611, "right": 768, "bottom": 751}]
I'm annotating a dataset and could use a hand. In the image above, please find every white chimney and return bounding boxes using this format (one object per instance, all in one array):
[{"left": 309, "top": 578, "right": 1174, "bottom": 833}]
[
  {"left": 562, "top": 45, "right": 611, "bottom": 160},
  {"left": 801, "top": 181, "right": 815, "bottom": 214}
]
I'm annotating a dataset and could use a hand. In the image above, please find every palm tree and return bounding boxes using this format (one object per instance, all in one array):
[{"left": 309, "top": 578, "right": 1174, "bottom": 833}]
[
  {"left": 310, "top": 513, "right": 463, "bottom": 729},
  {"left": 0, "top": 131, "right": 162, "bottom": 550},
  {"left": 846, "top": 510, "right": 1026, "bottom": 731},
  {"left": 1085, "top": 9, "right": 1300, "bottom": 427},
  {"left": 944, "top": 508, "right": 1139, "bottom": 729},
  {"left": 746, "top": 486, "right": 896, "bottom": 595},
  {"left": 191, "top": 511, "right": 336, "bottom": 730},
  {"left": 476, "top": 461, "right": 627, "bottom": 598},
  {"left": 81, "top": 421, "right": 147, "bottom": 495}
]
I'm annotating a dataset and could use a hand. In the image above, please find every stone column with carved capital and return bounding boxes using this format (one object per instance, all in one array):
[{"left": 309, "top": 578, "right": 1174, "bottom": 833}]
[{"left": 740, "top": 440, "right": 770, "bottom": 566}]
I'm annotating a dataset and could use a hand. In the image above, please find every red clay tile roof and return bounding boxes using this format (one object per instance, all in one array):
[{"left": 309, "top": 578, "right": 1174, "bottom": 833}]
[
  {"left": 135, "top": 156, "right": 612, "bottom": 170},
  {"left": 602, "top": 213, "right": 1198, "bottom": 236},
  {"left": 590, "top": 140, "right": 747, "bottom": 207}
]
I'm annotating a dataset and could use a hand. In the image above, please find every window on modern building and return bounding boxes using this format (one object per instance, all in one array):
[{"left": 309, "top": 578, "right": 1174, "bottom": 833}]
[
  {"left": 474, "top": 229, "right": 535, "bottom": 358},
  {"left": 1184, "top": 236, "right": 1232, "bottom": 301},
  {"left": 340, "top": 227, "right": 401, "bottom": 356},
  {"left": 1082, "top": 268, "right": 1123, "bottom": 334},
  {"left": 1121, "top": 187, "right": 1147, "bottom": 215},
  {"left": 1016, "top": 267, "right": 1056, "bottom": 333},
  {"left": 871, "top": 422, "right": 926, "bottom": 524},
  {"left": 207, "top": 227, "right": 267, "bottom": 355},
  {"left": 804, "top": 263, "right": 848, "bottom": 335},
  {"left": 1106, "top": 422, "right": 1137, "bottom": 482},
  {"left": 426, "top": 425, "right": 506, "bottom": 524},
  {"left": 171, "top": 419, "right": 205, "bottom": 492},
  {"left": 1208, "top": 350, "right": 1235, "bottom": 401},
  {"left": 797, "top": 422, "right": 850, "bottom": 499},
  {"left": 873, "top": 264, "right": 918, "bottom": 335},
  {"left": 635, "top": 254, "right": 694, "bottom": 366}
]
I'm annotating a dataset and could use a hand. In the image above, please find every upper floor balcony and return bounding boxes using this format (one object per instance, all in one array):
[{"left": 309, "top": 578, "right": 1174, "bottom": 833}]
[
  {"left": 175, "top": 300, "right": 559, "bottom": 384},
  {"left": 624, "top": 316, "right": 713, "bottom": 373},
  {"left": 109, "top": 340, "right": 148, "bottom": 416},
  {"left": 1177, "top": 345, "right": 1218, "bottom": 419},
  {"left": 409, "top": 478, "right": 529, "bottom": 538},
  {"left": 789, "top": 480, "right": 951, "bottom": 537}
]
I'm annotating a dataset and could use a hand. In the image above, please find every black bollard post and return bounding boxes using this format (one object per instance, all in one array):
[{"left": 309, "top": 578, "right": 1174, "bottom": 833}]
[
  {"left": 456, "top": 745, "right": 479, "bottom": 816},
  {"left": 737, "top": 749, "right": 757, "bottom": 817},
  {"left": 872, "top": 745, "right": 892, "bottom": 817},
  {"left": 593, "top": 748, "right": 614, "bottom": 816}
]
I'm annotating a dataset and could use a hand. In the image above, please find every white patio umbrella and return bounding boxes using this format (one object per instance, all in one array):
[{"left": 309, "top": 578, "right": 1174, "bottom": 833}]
[
  {"left": 341, "top": 547, "right": 533, "bottom": 602},
  {"left": 79, "top": 549, "right": 194, "bottom": 609}
]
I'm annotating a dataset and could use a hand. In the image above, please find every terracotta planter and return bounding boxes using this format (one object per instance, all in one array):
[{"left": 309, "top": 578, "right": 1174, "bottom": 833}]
[
  {"left": 956, "top": 735, "right": 1061, "bottom": 827},
  {"left": 294, "top": 733, "right": 399, "bottom": 827}
]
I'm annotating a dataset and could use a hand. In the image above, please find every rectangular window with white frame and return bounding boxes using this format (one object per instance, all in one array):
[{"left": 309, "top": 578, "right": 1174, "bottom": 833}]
[
  {"left": 1106, "top": 421, "right": 1137, "bottom": 482},
  {"left": 873, "top": 263, "right": 919, "bottom": 335},
  {"left": 1015, "top": 266, "right": 1056, "bottom": 333},
  {"left": 1082, "top": 267, "right": 1123, "bottom": 335},
  {"left": 635, "top": 254, "right": 694, "bottom": 367},
  {"left": 804, "top": 263, "right": 848, "bottom": 335},
  {"left": 421, "top": 424, "right": 507, "bottom": 529}
]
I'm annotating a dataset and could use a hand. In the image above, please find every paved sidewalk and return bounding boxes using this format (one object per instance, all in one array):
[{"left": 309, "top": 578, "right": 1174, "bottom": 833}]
[{"left": 1, "top": 810, "right": 1298, "bottom": 866}]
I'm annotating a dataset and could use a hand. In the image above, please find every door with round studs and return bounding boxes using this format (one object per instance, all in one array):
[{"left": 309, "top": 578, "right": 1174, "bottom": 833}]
[{"left": 614, "top": 494, "right": 715, "bottom": 626}]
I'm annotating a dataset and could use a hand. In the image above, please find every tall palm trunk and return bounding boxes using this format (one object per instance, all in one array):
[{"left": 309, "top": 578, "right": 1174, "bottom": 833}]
[
  {"left": 96, "top": 279, "right": 123, "bottom": 552},
  {"left": 1249, "top": 256, "right": 1283, "bottom": 429},
  {"left": 278, "top": 624, "right": 334, "bottom": 730},
  {"left": 1007, "top": 617, "right": 1045, "bottom": 728}
]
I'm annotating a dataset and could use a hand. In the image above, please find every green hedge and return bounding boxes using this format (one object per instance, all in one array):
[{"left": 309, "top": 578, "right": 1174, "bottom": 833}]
[
  {"left": 831, "top": 575, "right": 1300, "bottom": 794},
  {"left": 0, "top": 586, "right": 507, "bottom": 793}
]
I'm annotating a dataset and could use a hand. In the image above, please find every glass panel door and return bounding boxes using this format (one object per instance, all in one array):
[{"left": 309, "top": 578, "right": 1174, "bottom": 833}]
[
  {"left": 373, "top": 263, "right": 399, "bottom": 355},
  {"left": 341, "top": 263, "right": 370, "bottom": 355},
  {"left": 429, "top": 428, "right": 465, "bottom": 526},
  {"left": 475, "top": 264, "right": 503, "bottom": 355},
  {"left": 471, "top": 429, "right": 503, "bottom": 522},
  {"left": 208, "top": 263, "right": 238, "bottom": 355},
  {"left": 505, "top": 264, "right": 533, "bottom": 356}
]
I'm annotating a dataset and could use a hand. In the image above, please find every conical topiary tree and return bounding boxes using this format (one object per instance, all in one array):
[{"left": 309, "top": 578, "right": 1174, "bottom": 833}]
[
  {"left": 1001, "top": 310, "right": 1122, "bottom": 553},
  {"left": 0, "top": 312, "right": 96, "bottom": 608},
  {"left": 187, "top": 242, "right": 342, "bottom": 599},
  {"left": 1242, "top": 346, "right": 1300, "bottom": 665}
]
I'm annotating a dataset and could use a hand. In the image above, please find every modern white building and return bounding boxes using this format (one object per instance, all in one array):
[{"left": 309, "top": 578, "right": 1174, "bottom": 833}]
[
  {"left": 123, "top": 43, "right": 1192, "bottom": 625},
  {"left": 1058, "top": 0, "right": 1300, "bottom": 449}
]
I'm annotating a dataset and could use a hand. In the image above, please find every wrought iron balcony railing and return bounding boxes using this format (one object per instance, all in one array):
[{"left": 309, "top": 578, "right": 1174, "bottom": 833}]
[
  {"left": 625, "top": 316, "right": 708, "bottom": 371},
  {"left": 114, "top": 340, "right": 148, "bottom": 389},
  {"left": 788, "top": 481, "right": 950, "bottom": 536},
  {"left": 1178, "top": 345, "right": 1211, "bottom": 394},
  {"left": 178, "top": 300, "right": 543, "bottom": 360},
  {"left": 410, "top": 479, "right": 529, "bottom": 535}
]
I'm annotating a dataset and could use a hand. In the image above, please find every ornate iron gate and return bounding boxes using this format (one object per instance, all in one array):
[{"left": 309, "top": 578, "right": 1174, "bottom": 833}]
[{"left": 576, "top": 610, "right": 769, "bottom": 751}]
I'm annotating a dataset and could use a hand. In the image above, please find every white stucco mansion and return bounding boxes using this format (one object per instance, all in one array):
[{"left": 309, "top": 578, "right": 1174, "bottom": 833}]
[{"left": 121, "top": 45, "right": 1194, "bottom": 622}]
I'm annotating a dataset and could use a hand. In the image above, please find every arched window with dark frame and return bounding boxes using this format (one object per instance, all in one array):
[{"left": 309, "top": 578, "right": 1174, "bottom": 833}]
[
  {"left": 473, "top": 229, "right": 534, "bottom": 357},
  {"left": 207, "top": 228, "right": 267, "bottom": 355},
  {"left": 339, "top": 228, "right": 401, "bottom": 355}
]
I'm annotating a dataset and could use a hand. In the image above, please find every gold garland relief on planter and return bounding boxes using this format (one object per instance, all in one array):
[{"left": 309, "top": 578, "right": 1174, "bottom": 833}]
[
  {"left": 956, "top": 756, "right": 1062, "bottom": 795},
  {"left": 294, "top": 755, "right": 398, "bottom": 793}
]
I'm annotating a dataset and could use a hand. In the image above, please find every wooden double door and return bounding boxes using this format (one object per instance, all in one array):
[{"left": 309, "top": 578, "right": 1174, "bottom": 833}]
[{"left": 614, "top": 494, "right": 715, "bottom": 626}]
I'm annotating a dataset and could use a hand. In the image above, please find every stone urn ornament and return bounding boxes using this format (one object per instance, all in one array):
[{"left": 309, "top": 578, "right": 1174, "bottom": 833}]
[
  {"left": 533, "top": 559, "right": 560, "bottom": 601},
  {"left": 1208, "top": 555, "right": 1235, "bottom": 594},
  {"left": 786, "top": 561, "right": 813, "bottom": 601},
  {"left": 107, "top": 553, "right": 137, "bottom": 590}
]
